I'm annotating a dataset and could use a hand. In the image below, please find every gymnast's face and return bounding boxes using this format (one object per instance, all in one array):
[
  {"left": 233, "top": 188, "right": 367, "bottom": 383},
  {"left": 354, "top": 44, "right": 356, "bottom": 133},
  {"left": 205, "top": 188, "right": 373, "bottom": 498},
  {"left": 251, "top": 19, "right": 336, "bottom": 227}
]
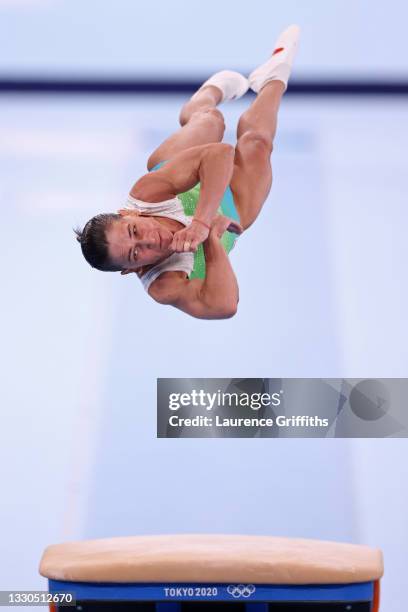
[{"left": 106, "top": 214, "right": 174, "bottom": 271}]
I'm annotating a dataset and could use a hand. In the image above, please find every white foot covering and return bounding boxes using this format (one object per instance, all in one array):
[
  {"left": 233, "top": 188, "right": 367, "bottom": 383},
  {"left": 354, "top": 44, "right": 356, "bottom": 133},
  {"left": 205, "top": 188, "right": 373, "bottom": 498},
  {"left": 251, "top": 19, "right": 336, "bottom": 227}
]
[
  {"left": 192, "top": 70, "right": 249, "bottom": 103},
  {"left": 249, "top": 24, "right": 301, "bottom": 93}
]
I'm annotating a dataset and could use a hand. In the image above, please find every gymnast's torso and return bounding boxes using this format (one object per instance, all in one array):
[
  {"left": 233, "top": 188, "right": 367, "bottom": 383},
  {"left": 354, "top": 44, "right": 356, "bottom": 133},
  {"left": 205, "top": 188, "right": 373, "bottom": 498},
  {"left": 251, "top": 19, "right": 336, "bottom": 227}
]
[{"left": 125, "top": 177, "right": 239, "bottom": 291}]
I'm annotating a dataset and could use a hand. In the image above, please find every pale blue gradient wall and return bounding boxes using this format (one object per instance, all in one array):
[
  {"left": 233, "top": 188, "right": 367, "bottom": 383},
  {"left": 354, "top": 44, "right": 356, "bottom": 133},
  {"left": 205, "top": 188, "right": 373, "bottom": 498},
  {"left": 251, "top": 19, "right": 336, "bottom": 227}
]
[{"left": 1, "top": 0, "right": 408, "bottom": 79}]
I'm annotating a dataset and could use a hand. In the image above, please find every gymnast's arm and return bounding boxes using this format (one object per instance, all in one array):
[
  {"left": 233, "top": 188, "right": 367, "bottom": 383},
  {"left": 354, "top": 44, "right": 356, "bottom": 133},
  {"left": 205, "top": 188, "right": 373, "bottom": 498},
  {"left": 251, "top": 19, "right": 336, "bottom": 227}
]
[
  {"left": 130, "top": 143, "right": 235, "bottom": 249},
  {"left": 148, "top": 233, "right": 239, "bottom": 320}
]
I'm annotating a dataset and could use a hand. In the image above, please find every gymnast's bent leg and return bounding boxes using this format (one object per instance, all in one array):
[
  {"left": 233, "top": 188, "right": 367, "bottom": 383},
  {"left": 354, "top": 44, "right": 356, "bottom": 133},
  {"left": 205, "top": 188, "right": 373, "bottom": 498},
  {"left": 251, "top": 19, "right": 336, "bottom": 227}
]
[
  {"left": 230, "top": 25, "right": 300, "bottom": 229},
  {"left": 230, "top": 80, "right": 285, "bottom": 230},
  {"left": 147, "top": 71, "right": 248, "bottom": 171}
]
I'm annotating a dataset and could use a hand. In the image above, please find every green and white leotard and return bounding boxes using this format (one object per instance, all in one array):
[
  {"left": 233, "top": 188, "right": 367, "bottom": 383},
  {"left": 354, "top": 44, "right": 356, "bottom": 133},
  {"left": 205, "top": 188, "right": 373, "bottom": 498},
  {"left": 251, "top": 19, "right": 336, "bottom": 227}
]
[{"left": 125, "top": 161, "right": 240, "bottom": 291}]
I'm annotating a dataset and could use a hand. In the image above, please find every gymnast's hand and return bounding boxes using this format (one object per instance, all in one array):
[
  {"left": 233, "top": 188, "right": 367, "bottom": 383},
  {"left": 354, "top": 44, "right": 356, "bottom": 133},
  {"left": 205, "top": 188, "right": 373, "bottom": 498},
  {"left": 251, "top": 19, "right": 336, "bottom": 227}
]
[
  {"left": 171, "top": 215, "right": 243, "bottom": 252},
  {"left": 170, "top": 218, "right": 210, "bottom": 253},
  {"left": 209, "top": 215, "right": 243, "bottom": 240}
]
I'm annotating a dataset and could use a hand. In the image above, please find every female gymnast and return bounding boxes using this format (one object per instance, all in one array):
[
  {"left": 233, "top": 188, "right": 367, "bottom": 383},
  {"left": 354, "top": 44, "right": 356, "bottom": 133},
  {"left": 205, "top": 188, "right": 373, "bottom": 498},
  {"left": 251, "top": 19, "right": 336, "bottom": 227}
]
[{"left": 76, "top": 25, "right": 300, "bottom": 319}]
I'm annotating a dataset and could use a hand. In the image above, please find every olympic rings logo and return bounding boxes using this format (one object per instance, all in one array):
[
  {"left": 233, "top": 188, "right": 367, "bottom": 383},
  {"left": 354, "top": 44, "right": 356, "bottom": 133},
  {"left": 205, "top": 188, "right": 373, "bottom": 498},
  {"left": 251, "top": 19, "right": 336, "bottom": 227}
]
[{"left": 227, "top": 585, "right": 256, "bottom": 598}]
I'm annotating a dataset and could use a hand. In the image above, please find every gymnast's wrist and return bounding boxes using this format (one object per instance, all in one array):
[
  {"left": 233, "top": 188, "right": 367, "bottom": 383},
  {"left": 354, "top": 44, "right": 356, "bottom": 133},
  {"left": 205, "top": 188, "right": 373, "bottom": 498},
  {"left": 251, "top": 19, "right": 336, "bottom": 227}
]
[{"left": 192, "top": 217, "right": 211, "bottom": 232}]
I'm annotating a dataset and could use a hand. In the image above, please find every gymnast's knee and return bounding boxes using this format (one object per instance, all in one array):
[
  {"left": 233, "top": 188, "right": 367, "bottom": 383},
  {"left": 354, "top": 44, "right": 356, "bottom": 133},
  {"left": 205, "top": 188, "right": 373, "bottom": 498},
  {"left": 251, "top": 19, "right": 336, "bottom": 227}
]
[
  {"left": 236, "top": 130, "right": 273, "bottom": 156},
  {"left": 196, "top": 108, "right": 225, "bottom": 130},
  {"left": 180, "top": 106, "right": 225, "bottom": 132}
]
